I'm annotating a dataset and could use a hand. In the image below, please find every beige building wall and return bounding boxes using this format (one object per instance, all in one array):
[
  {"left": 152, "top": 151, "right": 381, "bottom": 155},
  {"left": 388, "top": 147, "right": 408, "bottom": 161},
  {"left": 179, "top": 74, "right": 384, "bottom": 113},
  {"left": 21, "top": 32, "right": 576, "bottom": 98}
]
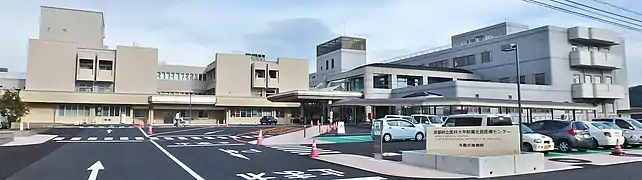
[
  {"left": 25, "top": 39, "right": 77, "bottom": 91},
  {"left": 39, "top": 6, "right": 105, "bottom": 49},
  {"left": 214, "top": 53, "right": 253, "bottom": 96},
  {"left": 114, "top": 45, "right": 159, "bottom": 94},
  {"left": 272, "top": 58, "right": 309, "bottom": 92}
]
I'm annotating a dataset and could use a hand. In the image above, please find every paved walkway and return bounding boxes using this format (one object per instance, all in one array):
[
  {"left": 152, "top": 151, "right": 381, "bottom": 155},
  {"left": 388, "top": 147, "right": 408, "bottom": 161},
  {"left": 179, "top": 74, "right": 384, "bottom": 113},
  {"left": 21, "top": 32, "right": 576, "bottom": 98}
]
[
  {"left": 1, "top": 134, "right": 57, "bottom": 147},
  {"left": 250, "top": 126, "right": 332, "bottom": 145}
]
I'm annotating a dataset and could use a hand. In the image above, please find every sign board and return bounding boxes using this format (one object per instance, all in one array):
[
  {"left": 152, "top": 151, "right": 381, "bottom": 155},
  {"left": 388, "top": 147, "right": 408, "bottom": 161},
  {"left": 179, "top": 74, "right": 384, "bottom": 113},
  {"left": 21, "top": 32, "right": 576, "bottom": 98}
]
[
  {"left": 426, "top": 126, "right": 520, "bottom": 156},
  {"left": 372, "top": 120, "right": 382, "bottom": 160}
]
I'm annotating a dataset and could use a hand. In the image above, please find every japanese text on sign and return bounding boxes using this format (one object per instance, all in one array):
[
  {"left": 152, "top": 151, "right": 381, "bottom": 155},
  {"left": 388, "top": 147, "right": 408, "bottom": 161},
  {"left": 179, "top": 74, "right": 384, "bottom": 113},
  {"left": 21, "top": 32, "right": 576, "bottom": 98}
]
[
  {"left": 426, "top": 126, "right": 520, "bottom": 156},
  {"left": 237, "top": 168, "right": 345, "bottom": 180}
]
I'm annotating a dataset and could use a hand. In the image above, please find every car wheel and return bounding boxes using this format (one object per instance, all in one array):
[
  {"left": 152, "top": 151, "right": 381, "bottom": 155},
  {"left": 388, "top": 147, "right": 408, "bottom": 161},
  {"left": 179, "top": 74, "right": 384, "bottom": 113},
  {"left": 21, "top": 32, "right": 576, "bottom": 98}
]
[
  {"left": 590, "top": 138, "right": 599, "bottom": 149},
  {"left": 383, "top": 134, "right": 392, "bottom": 142},
  {"left": 415, "top": 133, "right": 424, "bottom": 141},
  {"left": 558, "top": 140, "right": 572, "bottom": 152},
  {"left": 522, "top": 142, "right": 534, "bottom": 152}
]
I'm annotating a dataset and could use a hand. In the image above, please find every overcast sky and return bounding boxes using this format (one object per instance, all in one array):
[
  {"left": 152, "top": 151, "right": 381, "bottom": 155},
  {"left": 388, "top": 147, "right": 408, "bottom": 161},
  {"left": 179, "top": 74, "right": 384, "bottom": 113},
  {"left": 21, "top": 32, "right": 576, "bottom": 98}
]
[{"left": 0, "top": 0, "right": 641, "bottom": 85}]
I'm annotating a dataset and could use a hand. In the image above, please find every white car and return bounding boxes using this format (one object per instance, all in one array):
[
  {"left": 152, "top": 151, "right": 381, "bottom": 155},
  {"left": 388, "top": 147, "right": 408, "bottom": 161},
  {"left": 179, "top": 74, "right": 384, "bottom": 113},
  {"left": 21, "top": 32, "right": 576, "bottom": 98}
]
[
  {"left": 586, "top": 121, "right": 626, "bottom": 148},
  {"left": 444, "top": 114, "right": 554, "bottom": 153},
  {"left": 371, "top": 118, "right": 426, "bottom": 142},
  {"left": 521, "top": 124, "right": 555, "bottom": 153},
  {"left": 410, "top": 114, "right": 444, "bottom": 127}
]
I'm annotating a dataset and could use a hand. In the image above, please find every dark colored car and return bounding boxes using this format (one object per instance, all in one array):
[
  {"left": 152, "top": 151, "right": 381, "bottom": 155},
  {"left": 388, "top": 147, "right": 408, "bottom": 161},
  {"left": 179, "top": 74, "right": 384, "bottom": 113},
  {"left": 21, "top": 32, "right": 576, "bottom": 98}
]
[
  {"left": 260, "top": 116, "right": 278, "bottom": 125},
  {"left": 526, "top": 120, "right": 593, "bottom": 152}
]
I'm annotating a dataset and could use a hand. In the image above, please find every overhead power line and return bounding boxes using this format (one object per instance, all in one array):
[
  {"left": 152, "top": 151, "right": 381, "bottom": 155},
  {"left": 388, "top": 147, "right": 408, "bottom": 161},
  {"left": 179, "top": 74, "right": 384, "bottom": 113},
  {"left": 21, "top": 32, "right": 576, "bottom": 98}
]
[
  {"left": 590, "top": 0, "right": 642, "bottom": 17},
  {"left": 559, "top": 0, "right": 642, "bottom": 24},
  {"left": 521, "top": 0, "right": 642, "bottom": 32}
]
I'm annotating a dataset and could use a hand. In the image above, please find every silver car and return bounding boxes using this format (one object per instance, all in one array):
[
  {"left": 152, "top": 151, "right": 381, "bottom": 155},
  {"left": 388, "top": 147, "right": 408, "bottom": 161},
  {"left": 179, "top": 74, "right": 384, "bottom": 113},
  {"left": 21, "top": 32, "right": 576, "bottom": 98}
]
[{"left": 593, "top": 118, "right": 642, "bottom": 148}]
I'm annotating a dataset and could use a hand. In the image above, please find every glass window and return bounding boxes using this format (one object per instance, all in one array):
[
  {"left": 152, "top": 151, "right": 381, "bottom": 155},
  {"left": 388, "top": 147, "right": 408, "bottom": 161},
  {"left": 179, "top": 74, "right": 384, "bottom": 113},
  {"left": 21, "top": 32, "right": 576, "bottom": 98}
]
[
  {"left": 594, "top": 76, "right": 602, "bottom": 84},
  {"left": 428, "top": 60, "right": 449, "bottom": 68},
  {"left": 572, "top": 122, "right": 589, "bottom": 130},
  {"left": 573, "top": 74, "right": 582, "bottom": 84},
  {"left": 98, "top": 60, "right": 112, "bottom": 70},
  {"left": 429, "top": 116, "right": 443, "bottom": 124},
  {"left": 276, "top": 110, "right": 285, "bottom": 118},
  {"left": 605, "top": 76, "right": 613, "bottom": 84},
  {"left": 75, "top": 81, "right": 93, "bottom": 92},
  {"left": 373, "top": 74, "right": 390, "bottom": 89},
  {"left": 453, "top": 54, "right": 476, "bottom": 67},
  {"left": 488, "top": 117, "right": 513, "bottom": 126},
  {"left": 269, "top": 70, "right": 278, "bottom": 78},
  {"left": 398, "top": 120, "right": 414, "bottom": 127},
  {"left": 331, "top": 59, "right": 335, "bottom": 68},
  {"left": 534, "top": 73, "right": 546, "bottom": 85},
  {"left": 443, "top": 117, "right": 482, "bottom": 127},
  {"left": 198, "top": 110, "right": 208, "bottom": 118},
  {"left": 265, "top": 89, "right": 278, "bottom": 97},
  {"left": 133, "top": 109, "right": 147, "bottom": 118},
  {"left": 519, "top": 75, "right": 526, "bottom": 84},
  {"left": 79, "top": 59, "right": 94, "bottom": 69},
  {"left": 255, "top": 70, "right": 266, "bottom": 78},
  {"left": 157, "top": 72, "right": 161, "bottom": 79},
  {"left": 584, "top": 75, "right": 592, "bottom": 83},
  {"left": 386, "top": 120, "right": 399, "bottom": 126},
  {"left": 481, "top": 51, "right": 491, "bottom": 63},
  {"left": 325, "top": 60, "right": 329, "bottom": 70}
]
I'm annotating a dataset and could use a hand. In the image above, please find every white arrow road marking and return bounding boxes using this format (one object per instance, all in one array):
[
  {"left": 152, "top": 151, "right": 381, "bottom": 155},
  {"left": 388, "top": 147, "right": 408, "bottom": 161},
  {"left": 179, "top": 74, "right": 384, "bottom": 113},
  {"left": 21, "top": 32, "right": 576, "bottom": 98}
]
[
  {"left": 87, "top": 161, "right": 104, "bottom": 180},
  {"left": 204, "top": 130, "right": 223, "bottom": 135},
  {"left": 106, "top": 129, "right": 112, "bottom": 134},
  {"left": 219, "top": 149, "right": 250, "bottom": 160}
]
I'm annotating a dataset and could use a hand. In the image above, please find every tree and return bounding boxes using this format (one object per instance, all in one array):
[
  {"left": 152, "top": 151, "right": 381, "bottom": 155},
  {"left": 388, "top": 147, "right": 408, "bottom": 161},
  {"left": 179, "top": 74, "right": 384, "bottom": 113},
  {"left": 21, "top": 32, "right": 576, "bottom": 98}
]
[{"left": 0, "top": 89, "right": 30, "bottom": 128}]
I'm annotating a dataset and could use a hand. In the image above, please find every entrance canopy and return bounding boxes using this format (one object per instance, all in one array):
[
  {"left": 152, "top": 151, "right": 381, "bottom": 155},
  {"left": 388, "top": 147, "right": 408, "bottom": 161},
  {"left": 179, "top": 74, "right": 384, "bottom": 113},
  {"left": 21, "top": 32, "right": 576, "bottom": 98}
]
[
  {"left": 267, "top": 90, "right": 363, "bottom": 102},
  {"left": 331, "top": 97, "right": 596, "bottom": 110}
]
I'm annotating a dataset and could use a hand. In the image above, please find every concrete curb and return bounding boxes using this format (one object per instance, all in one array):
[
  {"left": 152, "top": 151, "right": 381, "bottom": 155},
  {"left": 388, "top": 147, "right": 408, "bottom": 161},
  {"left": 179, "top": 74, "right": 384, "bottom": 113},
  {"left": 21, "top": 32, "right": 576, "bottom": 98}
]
[{"left": 0, "top": 134, "right": 57, "bottom": 147}]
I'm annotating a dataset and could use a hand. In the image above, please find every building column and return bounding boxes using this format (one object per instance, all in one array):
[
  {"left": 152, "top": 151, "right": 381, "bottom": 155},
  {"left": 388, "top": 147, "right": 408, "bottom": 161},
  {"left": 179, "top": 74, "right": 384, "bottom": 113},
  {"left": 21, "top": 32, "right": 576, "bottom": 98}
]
[
  {"left": 300, "top": 103, "right": 305, "bottom": 124},
  {"left": 365, "top": 105, "right": 373, "bottom": 123},
  {"left": 148, "top": 106, "right": 154, "bottom": 125}
]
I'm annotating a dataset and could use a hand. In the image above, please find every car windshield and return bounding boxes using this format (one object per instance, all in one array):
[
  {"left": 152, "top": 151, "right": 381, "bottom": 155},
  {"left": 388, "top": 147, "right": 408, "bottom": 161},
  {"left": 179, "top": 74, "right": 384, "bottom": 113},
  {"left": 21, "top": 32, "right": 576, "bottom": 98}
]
[
  {"left": 628, "top": 119, "right": 642, "bottom": 129},
  {"left": 429, "top": 117, "right": 444, "bottom": 124},
  {"left": 521, "top": 124, "right": 536, "bottom": 133},
  {"left": 591, "top": 122, "right": 615, "bottom": 129}
]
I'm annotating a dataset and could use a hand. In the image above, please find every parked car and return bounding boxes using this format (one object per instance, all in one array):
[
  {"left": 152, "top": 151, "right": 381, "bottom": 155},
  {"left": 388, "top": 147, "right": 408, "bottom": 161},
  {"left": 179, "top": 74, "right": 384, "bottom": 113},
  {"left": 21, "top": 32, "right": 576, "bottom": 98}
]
[
  {"left": 0, "top": 116, "right": 7, "bottom": 129},
  {"left": 383, "top": 115, "right": 412, "bottom": 121},
  {"left": 585, "top": 121, "right": 625, "bottom": 149},
  {"left": 442, "top": 114, "right": 553, "bottom": 154},
  {"left": 259, "top": 116, "right": 278, "bottom": 125},
  {"left": 371, "top": 118, "right": 426, "bottom": 142},
  {"left": 410, "top": 114, "right": 444, "bottom": 127},
  {"left": 520, "top": 124, "right": 555, "bottom": 154},
  {"left": 525, "top": 120, "right": 593, "bottom": 152},
  {"left": 592, "top": 117, "right": 642, "bottom": 148}
]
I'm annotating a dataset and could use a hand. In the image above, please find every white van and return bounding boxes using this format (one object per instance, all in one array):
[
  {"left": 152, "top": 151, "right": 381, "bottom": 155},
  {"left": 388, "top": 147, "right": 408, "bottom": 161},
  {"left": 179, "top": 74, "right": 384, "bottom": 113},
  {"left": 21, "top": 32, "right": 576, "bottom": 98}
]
[
  {"left": 410, "top": 114, "right": 444, "bottom": 127},
  {"left": 443, "top": 114, "right": 555, "bottom": 153}
]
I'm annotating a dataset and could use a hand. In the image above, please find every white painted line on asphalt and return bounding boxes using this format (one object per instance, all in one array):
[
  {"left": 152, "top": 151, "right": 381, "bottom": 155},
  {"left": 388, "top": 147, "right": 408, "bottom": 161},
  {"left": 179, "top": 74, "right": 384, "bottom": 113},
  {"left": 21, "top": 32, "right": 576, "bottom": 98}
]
[
  {"left": 229, "top": 136, "right": 239, "bottom": 139},
  {"left": 56, "top": 140, "right": 143, "bottom": 143},
  {"left": 334, "top": 176, "right": 387, "bottom": 180},
  {"left": 217, "top": 136, "right": 229, "bottom": 140},
  {"left": 135, "top": 137, "right": 144, "bottom": 140},
  {"left": 98, "top": 126, "right": 106, "bottom": 128},
  {"left": 204, "top": 137, "right": 217, "bottom": 140},
  {"left": 104, "top": 137, "right": 113, "bottom": 141},
  {"left": 120, "top": 137, "right": 129, "bottom": 140},
  {"left": 52, "top": 137, "right": 65, "bottom": 141},
  {"left": 241, "top": 136, "right": 253, "bottom": 138},
  {"left": 70, "top": 137, "right": 82, "bottom": 140},
  {"left": 166, "top": 143, "right": 246, "bottom": 148},
  {"left": 87, "top": 137, "right": 98, "bottom": 141},
  {"left": 297, "top": 151, "right": 341, "bottom": 155},
  {"left": 149, "top": 139, "right": 205, "bottom": 180},
  {"left": 191, "top": 137, "right": 202, "bottom": 140},
  {"left": 178, "top": 137, "right": 189, "bottom": 140},
  {"left": 137, "top": 126, "right": 150, "bottom": 138},
  {"left": 163, "top": 137, "right": 174, "bottom": 140},
  {"left": 150, "top": 137, "right": 160, "bottom": 140}
]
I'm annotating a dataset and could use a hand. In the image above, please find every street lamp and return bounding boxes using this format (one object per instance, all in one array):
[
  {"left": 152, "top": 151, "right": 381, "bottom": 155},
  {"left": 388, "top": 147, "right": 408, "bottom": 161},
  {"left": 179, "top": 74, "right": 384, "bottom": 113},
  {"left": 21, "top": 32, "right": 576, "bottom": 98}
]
[{"left": 501, "top": 43, "right": 524, "bottom": 153}]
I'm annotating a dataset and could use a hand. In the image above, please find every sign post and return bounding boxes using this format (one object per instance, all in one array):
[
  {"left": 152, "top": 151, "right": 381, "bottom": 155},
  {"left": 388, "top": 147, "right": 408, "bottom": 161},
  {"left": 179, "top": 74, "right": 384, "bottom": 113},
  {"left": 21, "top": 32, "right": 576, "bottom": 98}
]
[{"left": 373, "top": 120, "right": 382, "bottom": 160}]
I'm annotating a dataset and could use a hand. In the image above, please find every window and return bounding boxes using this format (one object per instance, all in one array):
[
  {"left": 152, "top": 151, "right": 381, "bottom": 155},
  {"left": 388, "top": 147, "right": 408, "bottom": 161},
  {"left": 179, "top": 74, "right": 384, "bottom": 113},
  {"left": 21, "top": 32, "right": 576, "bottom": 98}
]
[
  {"left": 453, "top": 54, "right": 476, "bottom": 67},
  {"left": 428, "top": 60, "right": 449, "bottom": 68},
  {"left": 373, "top": 74, "right": 390, "bottom": 89},
  {"left": 79, "top": 59, "right": 93, "bottom": 69},
  {"left": 269, "top": 70, "right": 278, "bottom": 78},
  {"left": 488, "top": 117, "right": 513, "bottom": 126},
  {"left": 198, "top": 110, "right": 208, "bottom": 118},
  {"left": 75, "top": 81, "right": 93, "bottom": 92},
  {"left": 534, "top": 73, "right": 546, "bottom": 85},
  {"left": 325, "top": 60, "right": 329, "bottom": 70},
  {"left": 573, "top": 74, "right": 582, "bottom": 84},
  {"left": 276, "top": 110, "right": 285, "bottom": 118},
  {"left": 232, "top": 108, "right": 275, "bottom": 118},
  {"left": 584, "top": 75, "right": 592, "bottom": 83},
  {"left": 571, "top": 44, "right": 578, "bottom": 51},
  {"left": 55, "top": 104, "right": 90, "bottom": 117},
  {"left": 500, "top": 77, "right": 510, "bottom": 83},
  {"left": 170, "top": 73, "right": 176, "bottom": 80},
  {"left": 443, "top": 117, "right": 483, "bottom": 127},
  {"left": 266, "top": 89, "right": 278, "bottom": 97},
  {"left": 519, "top": 75, "right": 526, "bottom": 84},
  {"left": 157, "top": 72, "right": 161, "bottom": 79},
  {"left": 133, "top": 109, "right": 147, "bottom": 118},
  {"left": 251, "top": 88, "right": 262, "bottom": 97},
  {"left": 331, "top": 59, "right": 335, "bottom": 68},
  {"left": 255, "top": 70, "right": 265, "bottom": 78},
  {"left": 96, "top": 106, "right": 131, "bottom": 117},
  {"left": 615, "top": 120, "right": 633, "bottom": 129},
  {"left": 605, "top": 76, "right": 613, "bottom": 84},
  {"left": 481, "top": 51, "right": 491, "bottom": 63},
  {"left": 594, "top": 76, "right": 602, "bottom": 84},
  {"left": 198, "top": 74, "right": 203, "bottom": 81},
  {"left": 189, "top": 73, "right": 194, "bottom": 81},
  {"left": 98, "top": 60, "right": 112, "bottom": 70},
  {"left": 386, "top": 121, "right": 399, "bottom": 126},
  {"left": 95, "top": 82, "right": 113, "bottom": 93},
  {"left": 573, "top": 122, "right": 589, "bottom": 130}
]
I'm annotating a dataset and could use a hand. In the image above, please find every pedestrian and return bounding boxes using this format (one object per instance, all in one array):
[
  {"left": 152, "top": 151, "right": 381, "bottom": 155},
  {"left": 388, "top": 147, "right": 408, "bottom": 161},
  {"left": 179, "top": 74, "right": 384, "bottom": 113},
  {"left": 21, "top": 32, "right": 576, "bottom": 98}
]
[{"left": 174, "top": 111, "right": 181, "bottom": 127}]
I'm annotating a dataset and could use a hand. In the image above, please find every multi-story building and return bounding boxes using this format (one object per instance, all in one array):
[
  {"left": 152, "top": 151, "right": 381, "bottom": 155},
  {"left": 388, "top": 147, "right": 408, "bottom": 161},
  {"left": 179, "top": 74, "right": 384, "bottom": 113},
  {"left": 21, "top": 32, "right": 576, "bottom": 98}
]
[
  {"left": 0, "top": 68, "right": 26, "bottom": 90},
  {"left": 297, "top": 22, "right": 629, "bottom": 122},
  {"left": 19, "top": 6, "right": 308, "bottom": 125}
]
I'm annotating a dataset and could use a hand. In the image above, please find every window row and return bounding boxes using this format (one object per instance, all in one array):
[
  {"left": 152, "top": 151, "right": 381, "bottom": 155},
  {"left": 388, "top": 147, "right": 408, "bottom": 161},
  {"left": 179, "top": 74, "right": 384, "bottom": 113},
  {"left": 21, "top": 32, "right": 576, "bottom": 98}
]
[
  {"left": 75, "top": 81, "right": 114, "bottom": 93},
  {"left": 55, "top": 105, "right": 131, "bottom": 117},
  {"left": 158, "top": 72, "right": 207, "bottom": 81},
  {"left": 572, "top": 74, "right": 614, "bottom": 84},
  {"left": 254, "top": 69, "right": 279, "bottom": 78},
  {"left": 320, "top": 59, "right": 335, "bottom": 71},
  {"left": 78, "top": 59, "right": 113, "bottom": 70},
  {"left": 499, "top": 73, "right": 547, "bottom": 85},
  {"left": 251, "top": 88, "right": 279, "bottom": 97},
  {"left": 158, "top": 91, "right": 209, "bottom": 95},
  {"left": 427, "top": 51, "right": 493, "bottom": 68},
  {"left": 231, "top": 108, "right": 286, "bottom": 118},
  {"left": 570, "top": 44, "right": 611, "bottom": 53}
]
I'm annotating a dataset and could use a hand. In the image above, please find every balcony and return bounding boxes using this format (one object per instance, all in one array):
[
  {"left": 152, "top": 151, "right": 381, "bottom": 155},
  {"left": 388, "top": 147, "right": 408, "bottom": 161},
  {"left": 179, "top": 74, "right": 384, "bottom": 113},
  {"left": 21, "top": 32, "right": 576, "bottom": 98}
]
[
  {"left": 569, "top": 50, "right": 622, "bottom": 69},
  {"left": 148, "top": 95, "right": 216, "bottom": 104},
  {"left": 571, "top": 83, "right": 624, "bottom": 99},
  {"left": 568, "top": 27, "right": 620, "bottom": 46}
]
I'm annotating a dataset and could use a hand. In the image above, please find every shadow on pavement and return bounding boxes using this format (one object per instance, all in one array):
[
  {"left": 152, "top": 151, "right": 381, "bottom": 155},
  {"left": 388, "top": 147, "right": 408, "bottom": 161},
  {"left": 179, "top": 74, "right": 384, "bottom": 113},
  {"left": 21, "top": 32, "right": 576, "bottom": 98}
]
[{"left": 0, "top": 141, "right": 64, "bottom": 179}]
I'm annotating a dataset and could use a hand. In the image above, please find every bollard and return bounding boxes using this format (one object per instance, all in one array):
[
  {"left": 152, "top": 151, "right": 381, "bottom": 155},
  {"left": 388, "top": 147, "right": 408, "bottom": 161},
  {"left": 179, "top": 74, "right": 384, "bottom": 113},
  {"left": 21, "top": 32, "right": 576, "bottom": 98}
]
[{"left": 303, "top": 125, "right": 307, "bottom": 138}]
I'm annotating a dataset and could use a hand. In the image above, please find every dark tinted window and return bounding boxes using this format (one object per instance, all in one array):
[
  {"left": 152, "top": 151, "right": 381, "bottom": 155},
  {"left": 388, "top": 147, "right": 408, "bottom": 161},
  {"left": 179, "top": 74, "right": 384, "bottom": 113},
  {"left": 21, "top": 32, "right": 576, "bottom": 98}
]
[
  {"left": 572, "top": 122, "right": 589, "bottom": 130},
  {"left": 387, "top": 120, "right": 399, "bottom": 126},
  {"left": 540, "top": 121, "right": 569, "bottom": 130},
  {"left": 398, "top": 120, "right": 414, "bottom": 127},
  {"left": 526, "top": 121, "right": 545, "bottom": 130},
  {"left": 488, "top": 117, "right": 513, "bottom": 126},
  {"left": 615, "top": 120, "right": 633, "bottom": 129},
  {"left": 444, "top": 117, "right": 483, "bottom": 127},
  {"left": 599, "top": 122, "right": 621, "bottom": 129}
]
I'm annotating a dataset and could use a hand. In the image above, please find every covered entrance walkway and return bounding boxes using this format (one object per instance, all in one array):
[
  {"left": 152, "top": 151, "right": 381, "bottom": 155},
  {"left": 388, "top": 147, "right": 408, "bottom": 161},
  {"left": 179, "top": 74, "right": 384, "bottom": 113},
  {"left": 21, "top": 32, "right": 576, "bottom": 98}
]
[{"left": 267, "top": 89, "right": 362, "bottom": 125}]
